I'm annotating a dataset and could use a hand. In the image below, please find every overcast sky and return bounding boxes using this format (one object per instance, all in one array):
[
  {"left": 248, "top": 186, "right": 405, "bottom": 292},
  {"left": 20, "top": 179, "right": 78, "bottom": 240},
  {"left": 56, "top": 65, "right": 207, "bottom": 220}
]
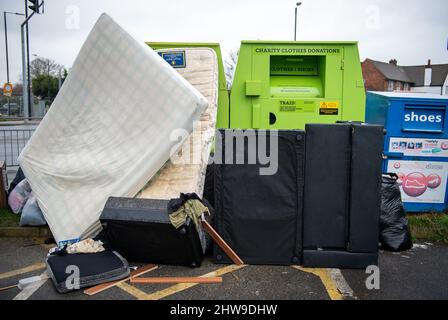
[{"left": 1, "top": 0, "right": 447, "bottom": 83}]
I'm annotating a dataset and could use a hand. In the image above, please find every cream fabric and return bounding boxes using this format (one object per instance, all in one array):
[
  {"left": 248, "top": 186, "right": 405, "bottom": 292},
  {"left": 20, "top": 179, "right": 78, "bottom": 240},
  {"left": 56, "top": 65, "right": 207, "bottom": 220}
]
[
  {"left": 18, "top": 14, "right": 208, "bottom": 244},
  {"left": 66, "top": 239, "right": 105, "bottom": 254},
  {"left": 138, "top": 48, "right": 218, "bottom": 199}
]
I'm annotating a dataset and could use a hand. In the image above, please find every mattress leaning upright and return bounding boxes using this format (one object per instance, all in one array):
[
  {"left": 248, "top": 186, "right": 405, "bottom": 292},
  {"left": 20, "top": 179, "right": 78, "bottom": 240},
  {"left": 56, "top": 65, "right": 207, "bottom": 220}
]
[
  {"left": 139, "top": 47, "right": 218, "bottom": 199},
  {"left": 18, "top": 13, "right": 208, "bottom": 245}
]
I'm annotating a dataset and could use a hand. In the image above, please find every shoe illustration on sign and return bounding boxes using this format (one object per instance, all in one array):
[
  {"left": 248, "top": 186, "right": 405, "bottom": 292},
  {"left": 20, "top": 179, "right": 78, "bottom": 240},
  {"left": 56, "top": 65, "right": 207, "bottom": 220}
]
[
  {"left": 398, "top": 172, "right": 443, "bottom": 197},
  {"left": 402, "top": 172, "right": 428, "bottom": 197},
  {"left": 427, "top": 174, "right": 442, "bottom": 189}
]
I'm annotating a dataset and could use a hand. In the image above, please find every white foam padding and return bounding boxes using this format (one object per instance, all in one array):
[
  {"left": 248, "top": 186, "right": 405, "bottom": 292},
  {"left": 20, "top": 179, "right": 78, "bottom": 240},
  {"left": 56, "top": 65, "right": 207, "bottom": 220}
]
[
  {"left": 138, "top": 48, "right": 218, "bottom": 199},
  {"left": 18, "top": 13, "right": 208, "bottom": 244}
]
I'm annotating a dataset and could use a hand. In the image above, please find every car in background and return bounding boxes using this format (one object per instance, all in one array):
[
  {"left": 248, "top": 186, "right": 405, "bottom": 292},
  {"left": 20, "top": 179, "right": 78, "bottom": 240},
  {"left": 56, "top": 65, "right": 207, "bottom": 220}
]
[{"left": 0, "top": 103, "right": 21, "bottom": 116}]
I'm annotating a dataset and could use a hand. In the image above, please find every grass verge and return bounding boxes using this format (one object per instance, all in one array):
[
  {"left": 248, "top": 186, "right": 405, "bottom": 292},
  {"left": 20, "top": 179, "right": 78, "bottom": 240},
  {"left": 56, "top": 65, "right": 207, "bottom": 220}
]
[
  {"left": 407, "top": 213, "right": 448, "bottom": 243},
  {"left": 0, "top": 208, "right": 20, "bottom": 227},
  {"left": 1, "top": 206, "right": 447, "bottom": 243}
]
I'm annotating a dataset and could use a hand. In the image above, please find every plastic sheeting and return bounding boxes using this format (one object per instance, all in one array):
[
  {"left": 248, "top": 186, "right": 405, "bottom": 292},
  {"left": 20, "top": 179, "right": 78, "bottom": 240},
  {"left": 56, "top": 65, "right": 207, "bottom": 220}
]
[
  {"left": 8, "top": 179, "right": 31, "bottom": 214},
  {"left": 19, "top": 193, "right": 46, "bottom": 227},
  {"left": 138, "top": 48, "right": 218, "bottom": 199},
  {"left": 18, "top": 13, "right": 208, "bottom": 244}
]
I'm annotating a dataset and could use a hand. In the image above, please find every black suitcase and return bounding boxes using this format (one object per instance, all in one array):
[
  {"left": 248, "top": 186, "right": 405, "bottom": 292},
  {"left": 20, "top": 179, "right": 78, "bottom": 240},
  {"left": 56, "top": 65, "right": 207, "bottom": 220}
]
[
  {"left": 46, "top": 250, "right": 130, "bottom": 293},
  {"left": 100, "top": 197, "right": 204, "bottom": 267}
]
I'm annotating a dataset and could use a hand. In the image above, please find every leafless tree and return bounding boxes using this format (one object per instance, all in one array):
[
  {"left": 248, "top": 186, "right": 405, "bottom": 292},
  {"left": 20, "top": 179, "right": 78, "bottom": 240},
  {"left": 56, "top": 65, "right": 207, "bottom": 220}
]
[
  {"left": 224, "top": 49, "right": 239, "bottom": 90},
  {"left": 30, "top": 57, "right": 64, "bottom": 79}
]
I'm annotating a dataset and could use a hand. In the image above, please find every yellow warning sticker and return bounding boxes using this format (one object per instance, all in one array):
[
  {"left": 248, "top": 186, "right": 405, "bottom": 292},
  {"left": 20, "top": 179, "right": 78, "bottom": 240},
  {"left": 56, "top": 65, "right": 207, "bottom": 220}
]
[
  {"left": 319, "top": 101, "right": 339, "bottom": 115},
  {"left": 320, "top": 101, "right": 339, "bottom": 109}
]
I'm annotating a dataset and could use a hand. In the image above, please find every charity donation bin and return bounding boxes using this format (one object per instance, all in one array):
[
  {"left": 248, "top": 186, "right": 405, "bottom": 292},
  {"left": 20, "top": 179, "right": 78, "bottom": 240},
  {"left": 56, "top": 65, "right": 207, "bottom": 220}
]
[
  {"left": 229, "top": 41, "right": 366, "bottom": 129},
  {"left": 366, "top": 92, "right": 448, "bottom": 212}
]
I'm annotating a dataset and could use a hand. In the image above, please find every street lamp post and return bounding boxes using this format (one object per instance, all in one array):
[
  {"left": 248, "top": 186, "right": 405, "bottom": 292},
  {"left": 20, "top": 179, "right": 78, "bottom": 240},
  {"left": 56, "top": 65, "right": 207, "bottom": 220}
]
[
  {"left": 21, "top": 0, "right": 44, "bottom": 120},
  {"left": 294, "top": 2, "right": 302, "bottom": 41},
  {"left": 4, "top": 12, "right": 10, "bottom": 83},
  {"left": 21, "top": 12, "right": 35, "bottom": 119},
  {"left": 3, "top": 11, "right": 25, "bottom": 115}
]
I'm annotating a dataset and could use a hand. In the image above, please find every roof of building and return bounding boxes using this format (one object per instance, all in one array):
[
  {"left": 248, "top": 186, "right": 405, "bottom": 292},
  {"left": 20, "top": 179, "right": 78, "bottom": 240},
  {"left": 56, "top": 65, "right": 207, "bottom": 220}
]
[
  {"left": 365, "top": 58, "right": 448, "bottom": 87},
  {"left": 402, "top": 64, "right": 448, "bottom": 87},
  {"left": 367, "top": 59, "right": 413, "bottom": 83}
]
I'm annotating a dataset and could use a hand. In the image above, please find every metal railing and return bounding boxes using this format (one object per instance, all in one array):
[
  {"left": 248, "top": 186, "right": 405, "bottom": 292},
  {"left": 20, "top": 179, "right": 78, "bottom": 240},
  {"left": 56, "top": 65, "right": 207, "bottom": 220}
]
[{"left": 0, "top": 129, "right": 35, "bottom": 168}]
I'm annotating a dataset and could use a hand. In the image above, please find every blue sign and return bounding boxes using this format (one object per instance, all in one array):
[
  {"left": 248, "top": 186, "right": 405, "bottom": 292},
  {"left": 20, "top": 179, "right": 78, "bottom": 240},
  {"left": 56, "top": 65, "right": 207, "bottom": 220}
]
[
  {"left": 402, "top": 106, "right": 445, "bottom": 132},
  {"left": 159, "top": 51, "right": 186, "bottom": 68},
  {"left": 58, "top": 238, "right": 80, "bottom": 248}
]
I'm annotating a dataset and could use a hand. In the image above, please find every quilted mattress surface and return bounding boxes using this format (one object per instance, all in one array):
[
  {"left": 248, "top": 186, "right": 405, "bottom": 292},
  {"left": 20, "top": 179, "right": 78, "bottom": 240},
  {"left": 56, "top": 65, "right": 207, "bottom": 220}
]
[
  {"left": 138, "top": 47, "right": 218, "bottom": 199},
  {"left": 18, "top": 13, "right": 208, "bottom": 244}
]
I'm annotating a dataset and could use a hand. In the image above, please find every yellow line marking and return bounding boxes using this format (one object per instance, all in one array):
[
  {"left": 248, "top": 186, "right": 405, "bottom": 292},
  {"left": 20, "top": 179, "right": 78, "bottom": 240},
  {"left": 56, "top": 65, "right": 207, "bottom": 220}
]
[
  {"left": 292, "top": 266, "right": 344, "bottom": 300},
  {"left": 116, "top": 264, "right": 246, "bottom": 300},
  {"left": 116, "top": 282, "right": 150, "bottom": 300},
  {"left": 0, "top": 262, "right": 46, "bottom": 281}
]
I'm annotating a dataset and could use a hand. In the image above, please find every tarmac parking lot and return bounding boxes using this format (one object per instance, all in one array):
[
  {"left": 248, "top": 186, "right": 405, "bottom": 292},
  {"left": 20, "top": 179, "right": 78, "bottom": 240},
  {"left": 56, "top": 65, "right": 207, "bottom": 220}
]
[{"left": 0, "top": 237, "right": 447, "bottom": 300}]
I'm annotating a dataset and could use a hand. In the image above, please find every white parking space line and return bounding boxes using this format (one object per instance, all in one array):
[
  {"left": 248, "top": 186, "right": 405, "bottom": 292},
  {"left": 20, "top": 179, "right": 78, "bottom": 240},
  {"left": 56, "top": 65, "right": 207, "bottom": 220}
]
[{"left": 13, "top": 272, "right": 48, "bottom": 300}]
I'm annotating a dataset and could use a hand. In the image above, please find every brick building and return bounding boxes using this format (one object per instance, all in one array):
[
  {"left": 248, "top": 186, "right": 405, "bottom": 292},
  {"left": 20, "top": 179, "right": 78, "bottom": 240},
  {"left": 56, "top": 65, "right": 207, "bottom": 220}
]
[
  {"left": 362, "top": 59, "right": 448, "bottom": 96},
  {"left": 362, "top": 59, "right": 413, "bottom": 92}
]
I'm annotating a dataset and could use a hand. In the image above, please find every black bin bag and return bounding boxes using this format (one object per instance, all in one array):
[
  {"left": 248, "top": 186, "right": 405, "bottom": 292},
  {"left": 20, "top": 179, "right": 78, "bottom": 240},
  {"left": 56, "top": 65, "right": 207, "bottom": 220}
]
[
  {"left": 380, "top": 174, "right": 413, "bottom": 251},
  {"left": 214, "top": 129, "right": 305, "bottom": 265}
]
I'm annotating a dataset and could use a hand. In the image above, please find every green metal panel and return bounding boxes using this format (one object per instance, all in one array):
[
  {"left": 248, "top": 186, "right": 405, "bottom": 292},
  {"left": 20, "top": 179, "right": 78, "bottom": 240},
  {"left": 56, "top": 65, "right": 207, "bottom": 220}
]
[
  {"left": 147, "top": 42, "right": 230, "bottom": 128},
  {"left": 341, "top": 43, "right": 366, "bottom": 121},
  {"left": 230, "top": 41, "right": 366, "bottom": 130},
  {"left": 245, "top": 80, "right": 262, "bottom": 96}
]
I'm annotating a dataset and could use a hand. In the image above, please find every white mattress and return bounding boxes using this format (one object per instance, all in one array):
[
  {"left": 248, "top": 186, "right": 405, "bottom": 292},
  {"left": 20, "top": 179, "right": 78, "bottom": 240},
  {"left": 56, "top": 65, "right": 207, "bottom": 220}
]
[
  {"left": 18, "top": 14, "right": 208, "bottom": 245},
  {"left": 138, "top": 48, "right": 218, "bottom": 199}
]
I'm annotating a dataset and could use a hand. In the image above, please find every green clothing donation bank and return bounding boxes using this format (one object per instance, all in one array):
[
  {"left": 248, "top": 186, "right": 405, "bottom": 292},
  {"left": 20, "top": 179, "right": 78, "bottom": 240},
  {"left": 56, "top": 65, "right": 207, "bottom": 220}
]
[
  {"left": 149, "top": 41, "right": 366, "bottom": 130},
  {"left": 231, "top": 41, "right": 365, "bottom": 129}
]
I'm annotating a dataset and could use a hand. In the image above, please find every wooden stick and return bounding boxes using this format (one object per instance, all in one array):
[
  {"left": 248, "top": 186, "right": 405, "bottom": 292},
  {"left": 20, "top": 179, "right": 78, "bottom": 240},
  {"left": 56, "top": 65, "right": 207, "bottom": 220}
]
[
  {"left": 130, "top": 276, "right": 222, "bottom": 284},
  {"left": 201, "top": 220, "right": 244, "bottom": 265},
  {"left": 0, "top": 284, "right": 17, "bottom": 292},
  {"left": 84, "top": 264, "right": 158, "bottom": 296}
]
